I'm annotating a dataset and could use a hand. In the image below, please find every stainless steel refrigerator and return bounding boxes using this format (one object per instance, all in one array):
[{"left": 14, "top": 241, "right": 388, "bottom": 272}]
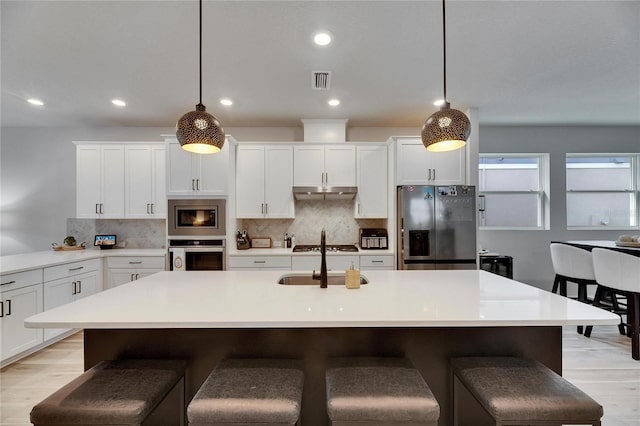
[{"left": 397, "top": 185, "right": 477, "bottom": 270}]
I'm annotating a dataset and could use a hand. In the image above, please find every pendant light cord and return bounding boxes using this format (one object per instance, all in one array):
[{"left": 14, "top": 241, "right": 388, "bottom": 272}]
[
  {"left": 442, "top": 0, "right": 447, "bottom": 103},
  {"left": 199, "top": 0, "right": 203, "bottom": 106}
]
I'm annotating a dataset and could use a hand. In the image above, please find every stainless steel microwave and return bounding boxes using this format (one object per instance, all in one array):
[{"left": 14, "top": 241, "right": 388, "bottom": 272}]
[{"left": 167, "top": 199, "right": 226, "bottom": 238}]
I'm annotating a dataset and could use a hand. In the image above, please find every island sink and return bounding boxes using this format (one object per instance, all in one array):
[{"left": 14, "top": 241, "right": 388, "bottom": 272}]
[{"left": 277, "top": 272, "right": 369, "bottom": 286}]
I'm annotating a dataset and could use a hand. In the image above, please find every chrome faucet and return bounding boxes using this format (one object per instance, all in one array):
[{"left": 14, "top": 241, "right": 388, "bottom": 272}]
[{"left": 312, "top": 229, "right": 328, "bottom": 288}]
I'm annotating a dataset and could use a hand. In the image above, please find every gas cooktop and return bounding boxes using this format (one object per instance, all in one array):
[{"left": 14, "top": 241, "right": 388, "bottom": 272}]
[{"left": 292, "top": 244, "right": 359, "bottom": 253}]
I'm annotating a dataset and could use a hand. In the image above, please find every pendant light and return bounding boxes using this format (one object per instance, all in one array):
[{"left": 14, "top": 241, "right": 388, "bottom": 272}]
[
  {"left": 421, "top": 0, "right": 470, "bottom": 152},
  {"left": 176, "top": 0, "right": 225, "bottom": 154}
]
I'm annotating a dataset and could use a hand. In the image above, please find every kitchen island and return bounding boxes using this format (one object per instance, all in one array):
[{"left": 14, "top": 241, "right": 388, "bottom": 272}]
[{"left": 25, "top": 270, "right": 618, "bottom": 426}]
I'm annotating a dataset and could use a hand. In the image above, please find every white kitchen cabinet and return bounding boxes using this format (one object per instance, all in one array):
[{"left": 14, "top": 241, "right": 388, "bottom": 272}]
[
  {"left": 43, "top": 259, "right": 101, "bottom": 341},
  {"left": 236, "top": 144, "right": 294, "bottom": 218},
  {"left": 1, "top": 270, "right": 43, "bottom": 362},
  {"left": 167, "top": 139, "right": 229, "bottom": 196},
  {"left": 395, "top": 137, "right": 466, "bottom": 185},
  {"left": 356, "top": 145, "right": 388, "bottom": 218},
  {"left": 291, "top": 255, "right": 359, "bottom": 272},
  {"left": 293, "top": 145, "right": 356, "bottom": 187},
  {"left": 76, "top": 144, "right": 125, "bottom": 218},
  {"left": 359, "top": 254, "right": 394, "bottom": 270},
  {"left": 227, "top": 256, "right": 292, "bottom": 270},
  {"left": 125, "top": 144, "right": 166, "bottom": 218},
  {"left": 106, "top": 256, "right": 166, "bottom": 288}
]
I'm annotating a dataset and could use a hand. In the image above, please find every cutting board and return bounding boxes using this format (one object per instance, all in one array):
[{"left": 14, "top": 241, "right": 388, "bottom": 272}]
[{"left": 52, "top": 245, "right": 85, "bottom": 251}]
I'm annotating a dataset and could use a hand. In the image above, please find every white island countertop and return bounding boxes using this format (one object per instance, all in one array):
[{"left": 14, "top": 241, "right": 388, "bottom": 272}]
[{"left": 25, "top": 270, "right": 619, "bottom": 329}]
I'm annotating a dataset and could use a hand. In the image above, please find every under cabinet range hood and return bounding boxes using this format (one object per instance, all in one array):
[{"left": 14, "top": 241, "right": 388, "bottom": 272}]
[{"left": 292, "top": 186, "right": 357, "bottom": 201}]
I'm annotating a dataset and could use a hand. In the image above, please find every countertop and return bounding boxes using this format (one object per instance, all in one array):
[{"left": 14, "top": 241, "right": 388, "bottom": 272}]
[
  {"left": 0, "top": 248, "right": 166, "bottom": 275},
  {"left": 25, "top": 269, "right": 619, "bottom": 329}
]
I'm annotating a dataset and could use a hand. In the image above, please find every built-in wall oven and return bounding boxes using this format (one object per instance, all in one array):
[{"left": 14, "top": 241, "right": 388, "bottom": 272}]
[{"left": 167, "top": 199, "right": 226, "bottom": 271}]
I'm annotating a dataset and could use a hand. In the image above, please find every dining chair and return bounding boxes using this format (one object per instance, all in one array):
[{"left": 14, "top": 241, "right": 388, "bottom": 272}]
[{"left": 584, "top": 248, "right": 640, "bottom": 360}]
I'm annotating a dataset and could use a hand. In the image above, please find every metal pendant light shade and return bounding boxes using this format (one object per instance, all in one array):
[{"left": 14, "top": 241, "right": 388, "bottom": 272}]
[
  {"left": 176, "top": 104, "right": 225, "bottom": 154},
  {"left": 421, "top": 0, "right": 470, "bottom": 152},
  {"left": 422, "top": 102, "right": 470, "bottom": 152},
  {"left": 176, "top": 0, "right": 225, "bottom": 154}
]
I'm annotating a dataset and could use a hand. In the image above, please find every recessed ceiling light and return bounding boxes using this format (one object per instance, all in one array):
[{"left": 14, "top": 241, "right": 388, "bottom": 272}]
[
  {"left": 220, "top": 99, "right": 233, "bottom": 106},
  {"left": 433, "top": 99, "right": 445, "bottom": 106},
  {"left": 328, "top": 99, "right": 340, "bottom": 107},
  {"left": 112, "top": 99, "right": 126, "bottom": 107},
  {"left": 313, "top": 31, "right": 332, "bottom": 46},
  {"left": 27, "top": 98, "right": 44, "bottom": 106}
]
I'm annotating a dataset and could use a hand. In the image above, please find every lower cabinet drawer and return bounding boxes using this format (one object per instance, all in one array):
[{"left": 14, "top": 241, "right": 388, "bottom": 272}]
[
  {"left": 1, "top": 269, "right": 42, "bottom": 293},
  {"left": 107, "top": 256, "right": 166, "bottom": 269},
  {"left": 228, "top": 256, "right": 292, "bottom": 269},
  {"left": 44, "top": 258, "right": 101, "bottom": 282},
  {"left": 359, "top": 255, "right": 394, "bottom": 269}
]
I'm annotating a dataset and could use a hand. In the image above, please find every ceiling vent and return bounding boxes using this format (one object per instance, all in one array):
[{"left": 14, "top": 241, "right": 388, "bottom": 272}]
[{"left": 312, "top": 71, "right": 331, "bottom": 90}]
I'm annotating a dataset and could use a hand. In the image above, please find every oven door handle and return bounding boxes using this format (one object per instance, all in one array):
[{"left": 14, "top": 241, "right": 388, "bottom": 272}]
[{"left": 169, "top": 247, "right": 225, "bottom": 253}]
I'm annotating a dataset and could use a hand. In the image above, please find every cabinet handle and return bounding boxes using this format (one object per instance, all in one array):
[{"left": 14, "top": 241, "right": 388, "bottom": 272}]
[
  {"left": 72, "top": 281, "right": 77, "bottom": 295},
  {"left": 100, "top": 203, "right": 104, "bottom": 214},
  {"left": 432, "top": 169, "right": 436, "bottom": 180},
  {"left": 265, "top": 203, "right": 268, "bottom": 214},
  {"left": 77, "top": 280, "right": 82, "bottom": 294},
  {"left": 0, "top": 301, "right": 3, "bottom": 317},
  {"left": 196, "top": 179, "right": 200, "bottom": 190},
  {"left": 5, "top": 299, "right": 10, "bottom": 316},
  {"left": 150, "top": 203, "right": 154, "bottom": 214},
  {"left": 129, "top": 261, "right": 142, "bottom": 265},
  {"left": 192, "top": 179, "right": 195, "bottom": 190},
  {"left": 69, "top": 266, "right": 84, "bottom": 272},
  {"left": 1, "top": 280, "right": 16, "bottom": 286},
  {"left": 146, "top": 203, "right": 150, "bottom": 214},
  {"left": 371, "top": 260, "right": 384, "bottom": 263},
  {"left": 95, "top": 203, "right": 100, "bottom": 214},
  {"left": 253, "top": 260, "right": 266, "bottom": 264},
  {"left": 135, "top": 274, "right": 140, "bottom": 280}
]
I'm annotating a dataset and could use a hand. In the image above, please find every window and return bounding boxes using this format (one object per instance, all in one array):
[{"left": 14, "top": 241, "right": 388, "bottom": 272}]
[
  {"left": 566, "top": 154, "right": 638, "bottom": 229},
  {"left": 479, "top": 154, "right": 549, "bottom": 229}
]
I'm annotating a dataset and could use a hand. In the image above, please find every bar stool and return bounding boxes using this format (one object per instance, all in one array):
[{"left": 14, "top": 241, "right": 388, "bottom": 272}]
[
  {"left": 325, "top": 357, "right": 440, "bottom": 426},
  {"left": 30, "top": 359, "right": 187, "bottom": 426},
  {"left": 550, "top": 243, "right": 599, "bottom": 333},
  {"left": 451, "top": 357, "right": 603, "bottom": 426},
  {"left": 584, "top": 248, "right": 640, "bottom": 360},
  {"left": 187, "top": 358, "right": 304, "bottom": 425}
]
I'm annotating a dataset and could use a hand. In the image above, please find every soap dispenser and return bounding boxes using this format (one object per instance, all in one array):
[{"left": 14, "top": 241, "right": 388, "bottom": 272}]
[{"left": 345, "top": 262, "right": 361, "bottom": 289}]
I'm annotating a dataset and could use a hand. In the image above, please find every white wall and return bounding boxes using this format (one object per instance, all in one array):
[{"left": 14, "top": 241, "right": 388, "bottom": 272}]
[{"left": 478, "top": 125, "right": 640, "bottom": 290}]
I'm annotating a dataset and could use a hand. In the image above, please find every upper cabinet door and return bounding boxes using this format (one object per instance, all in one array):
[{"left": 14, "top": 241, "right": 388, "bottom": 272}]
[
  {"left": 125, "top": 145, "right": 154, "bottom": 218},
  {"left": 167, "top": 142, "right": 194, "bottom": 194},
  {"left": 293, "top": 145, "right": 325, "bottom": 186},
  {"left": 264, "top": 145, "right": 294, "bottom": 218},
  {"left": 100, "top": 145, "right": 125, "bottom": 218},
  {"left": 324, "top": 145, "right": 356, "bottom": 186},
  {"left": 198, "top": 141, "right": 229, "bottom": 196},
  {"left": 356, "top": 145, "right": 387, "bottom": 218},
  {"left": 293, "top": 145, "right": 356, "bottom": 187},
  {"left": 125, "top": 145, "right": 166, "bottom": 218},
  {"left": 166, "top": 139, "right": 228, "bottom": 196},
  {"left": 76, "top": 144, "right": 124, "bottom": 218},
  {"left": 76, "top": 145, "right": 102, "bottom": 218},
  {"left": 236, "top": 145, "right": 266, "bottom": 218},
  {"left": 395, "top": 137, "right": 466, "bottom": 185}
]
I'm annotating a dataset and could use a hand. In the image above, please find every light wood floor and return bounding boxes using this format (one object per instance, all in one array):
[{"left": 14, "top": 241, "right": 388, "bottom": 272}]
[{"left": 1, "top": 326, "right": 638, "bottom": 426}]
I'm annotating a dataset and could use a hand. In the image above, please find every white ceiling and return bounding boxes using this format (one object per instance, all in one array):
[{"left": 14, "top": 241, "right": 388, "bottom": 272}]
[{"left": 2, "top": 0, "right": 639, "bottom": 129}]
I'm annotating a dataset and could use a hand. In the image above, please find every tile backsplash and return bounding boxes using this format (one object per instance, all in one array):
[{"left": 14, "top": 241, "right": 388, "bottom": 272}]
[
  {"left": 238, "top": 200, "right": 386, "bottom": 246},
  {"left": 67, "top": 219, "right": 166, "bottom": 249}
]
